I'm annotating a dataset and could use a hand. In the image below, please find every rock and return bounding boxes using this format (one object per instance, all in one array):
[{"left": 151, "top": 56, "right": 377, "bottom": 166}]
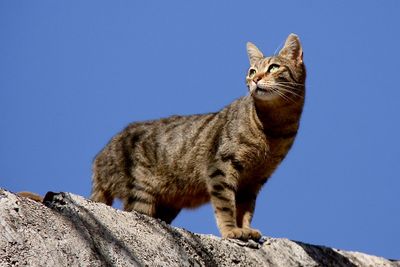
[{"left": 0, "top": 188, "right": 398, "bottom": 267}]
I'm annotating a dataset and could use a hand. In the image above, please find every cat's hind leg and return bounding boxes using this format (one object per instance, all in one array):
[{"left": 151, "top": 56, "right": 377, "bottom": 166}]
[
  {"left": 155, "top": 204, "right": 181, "bottom": 224},
  {"left": 90, "top": 171, "right": 114, "bottom": 206},
  {"left": 123, "top": 174, "right": 158, "bottom": 218},
  {"left": 123, "top": 193, "right": 157, "bottom": 217},
  {"left": 90, "top": 185, "right": 114, "bottom": 206}
]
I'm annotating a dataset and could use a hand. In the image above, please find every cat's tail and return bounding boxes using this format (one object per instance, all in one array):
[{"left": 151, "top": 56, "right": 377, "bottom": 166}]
[
  {"left": 17, "top": 191, "right": 43, "bottom": 203},
  {"left": 90, "top": 171, "right": 114, "bottom": 206}
]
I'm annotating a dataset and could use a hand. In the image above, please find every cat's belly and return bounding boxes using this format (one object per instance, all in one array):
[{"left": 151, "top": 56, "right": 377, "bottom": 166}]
[
  {"left": 180, "top": 193, "right": 210, "bottom": 209},
  {"left": 157, "top": 174, "right": 210, "bottom": 209}
]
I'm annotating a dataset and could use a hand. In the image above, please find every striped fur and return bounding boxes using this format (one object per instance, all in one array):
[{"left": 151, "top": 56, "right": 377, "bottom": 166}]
[
  {"left": 17, "top": 191, "right": 43, "bottom": 203},
  {"left": 91, "top": 33, "right": 306, "bottom": 240}
]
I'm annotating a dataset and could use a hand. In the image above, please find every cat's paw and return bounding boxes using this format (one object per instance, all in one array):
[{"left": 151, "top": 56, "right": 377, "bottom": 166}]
[{"left": 222, "top": 227, "right": 261, "bottom": 241}]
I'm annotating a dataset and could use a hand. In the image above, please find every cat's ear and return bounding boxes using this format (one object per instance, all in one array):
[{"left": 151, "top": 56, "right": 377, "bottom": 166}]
[
  {"left": 247, "top": 42, "right": 264, "bottom": 65},
  {"left": 279, "top": 33, "right": 303, "bottom": 63}
]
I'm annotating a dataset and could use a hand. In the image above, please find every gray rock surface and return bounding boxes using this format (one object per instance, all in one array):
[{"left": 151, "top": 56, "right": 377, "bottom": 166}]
[{"left": 0, "top": 188, "right": 398, "bottom": 267}]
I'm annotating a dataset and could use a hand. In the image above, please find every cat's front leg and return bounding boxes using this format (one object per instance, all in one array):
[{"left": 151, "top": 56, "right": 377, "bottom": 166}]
[
  {"left": 208, "top": 166, "right": 260, "bottom": 241},
  {"left": 236, "top": 189, "right": 262, "bottom": 239}
]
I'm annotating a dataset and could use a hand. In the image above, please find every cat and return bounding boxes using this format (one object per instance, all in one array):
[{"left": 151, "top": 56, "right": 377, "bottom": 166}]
[
  {"left": 91, "top": 33, "right": 306, "bottom": 241},
  {"left": 17, "top": 191, "right": 43, "bottom": 203}
]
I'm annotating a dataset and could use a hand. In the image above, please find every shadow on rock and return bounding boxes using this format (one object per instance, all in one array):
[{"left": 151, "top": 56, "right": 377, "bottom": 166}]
[
  {"left": 43, "top": 192, "right": 142, "bottom": 267},
  {"left": 133, "top": 211, "right": 219, "bottom": 267},
  {"left": 294, "top": 241, "right": 357, "bottom": 267}
]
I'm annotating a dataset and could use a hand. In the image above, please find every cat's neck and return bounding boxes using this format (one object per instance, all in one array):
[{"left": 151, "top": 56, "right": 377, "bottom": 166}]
[{"left": 252, "top": 97, "right": 304, "bottom": 134}]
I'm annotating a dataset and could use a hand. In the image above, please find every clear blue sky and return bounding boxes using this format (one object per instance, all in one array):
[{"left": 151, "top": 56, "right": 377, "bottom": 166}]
[{"left": 1, "top": 1, "right": 399, "bottom": 260}]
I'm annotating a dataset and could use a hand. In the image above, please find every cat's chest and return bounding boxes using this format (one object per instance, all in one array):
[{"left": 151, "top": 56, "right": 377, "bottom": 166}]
[
  {"left": 238, "top": 135, "right": 296, "bottom": 181},
  {"left": 268, "top": 136, "right": 295, "bottom": 159}
]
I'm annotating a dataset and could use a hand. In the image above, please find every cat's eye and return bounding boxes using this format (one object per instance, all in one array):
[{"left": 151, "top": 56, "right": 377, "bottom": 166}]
[
  {"left": 248, "top": 68, "right": 257, "bottom": 78},
  {"left": 267, "top": 64, "right": 280, "bottom": 73}
]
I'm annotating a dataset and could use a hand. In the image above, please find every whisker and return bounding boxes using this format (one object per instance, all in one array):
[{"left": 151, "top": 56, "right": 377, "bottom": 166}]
[
  {"left": 264, "top": 82, "right": 303, "bottom": 92},
  {"left": 273, "top": 40, "right": 286, "bottom": 56},
  {"left": 275, "top": 86, "right": 304, "bottom": 99},
  {"left": 280, "top": 88, "right": 304, "bottom": 99},
  {"left": 278, "top": 86, "right": 302, "bottom": 96},
  {"left": 275, "top": 81, "right": 305, "bottom": 87},
  {"left": 269, "top": 88, "right": 286, "bottom": 100},
  {"left": 264, "top": 81, "right": 303, "bottom": 88},
  {"left": 258, "top": 80, "right": 305, "bottom": 102},
  {"left": 273, "top": 83, "right": 304, "bottom": 93},
  {"left": 264, "top": 82, "right": 304, "bottom": 100},
  {"left": 270, "top": 87, "right": 296, "bottom": 103},
  {"left": 274, "top": 84, "right": 304, "bottom": 93}
]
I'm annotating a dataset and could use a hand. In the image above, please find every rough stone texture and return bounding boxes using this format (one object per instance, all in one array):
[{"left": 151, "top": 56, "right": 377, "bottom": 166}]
[{"left": 0, "top": 188, "right": 398, "bottom": 267}]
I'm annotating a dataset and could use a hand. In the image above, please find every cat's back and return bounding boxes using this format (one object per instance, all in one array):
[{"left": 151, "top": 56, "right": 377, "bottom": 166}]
[
  {"left": 95, "top": 110, "right": 225, "bottom": 173},
  {"left": 119, "top": 111, "right": 221, "bottom": 150}
]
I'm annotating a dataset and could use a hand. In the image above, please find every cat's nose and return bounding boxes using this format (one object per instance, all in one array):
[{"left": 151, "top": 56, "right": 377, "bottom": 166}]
[{"left": 253, "top": 74, "right": 263, "bottom": 83}]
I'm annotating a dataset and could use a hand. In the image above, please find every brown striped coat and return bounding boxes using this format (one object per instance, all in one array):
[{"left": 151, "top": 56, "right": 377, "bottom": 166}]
[{"left": 91, "top": 33, "right": 306, "bottom": 240}]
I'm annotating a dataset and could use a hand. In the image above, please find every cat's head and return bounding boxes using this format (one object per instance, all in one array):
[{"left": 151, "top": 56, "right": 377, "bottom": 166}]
[{"left": 246, "top": 34, "right": 306, "bottom": 105}]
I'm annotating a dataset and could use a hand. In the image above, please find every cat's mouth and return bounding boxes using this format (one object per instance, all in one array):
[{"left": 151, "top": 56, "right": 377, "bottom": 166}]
[
  {"left": 252, "top": 86, "right": 280, "bottom": 101},
  {"left": 255, "top": 87, "right": 273, "bottom": 96}
]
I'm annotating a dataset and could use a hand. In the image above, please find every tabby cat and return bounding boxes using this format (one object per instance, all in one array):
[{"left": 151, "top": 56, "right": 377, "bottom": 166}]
[
  {"left": 17, "top": 191, "right": 43, "bottom": 203},
  {"left": 91, "top": 33, "right": 306, "bottom": 240}
]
